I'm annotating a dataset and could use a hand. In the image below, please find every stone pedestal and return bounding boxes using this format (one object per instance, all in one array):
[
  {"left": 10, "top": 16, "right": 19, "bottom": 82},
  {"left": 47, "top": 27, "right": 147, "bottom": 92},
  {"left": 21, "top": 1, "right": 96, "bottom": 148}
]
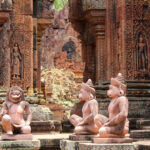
[
  {"left": 0, "top": 140, "right": 40, "bottom": 150},
  {"left": 60, "top": 140, "right": 91, "bottom": 150},
  {"left": 69, "top": 134, "right": 96, "bottom": 141},
  {"left": 93, "top": 138, "right": 133, "bottom": 144},
  {"left": 1, "top": 134, "right": 33, "bottom": 141},
  {"left": 79, "top": 143, "right": 135, "bottom": 150}
]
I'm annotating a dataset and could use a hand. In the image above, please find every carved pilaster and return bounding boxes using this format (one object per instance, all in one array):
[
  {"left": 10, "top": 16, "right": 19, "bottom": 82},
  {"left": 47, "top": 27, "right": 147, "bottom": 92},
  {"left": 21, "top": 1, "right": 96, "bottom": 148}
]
[{"left": 95, "top": 25, "right": 105, "bottom": 82}]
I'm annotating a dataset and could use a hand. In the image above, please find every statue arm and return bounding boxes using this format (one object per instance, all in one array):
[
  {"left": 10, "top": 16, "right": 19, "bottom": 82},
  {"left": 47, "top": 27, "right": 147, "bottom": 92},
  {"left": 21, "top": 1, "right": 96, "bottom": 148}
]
[
  {"left": 0, "top": 102, "right": 8, "bottom": 119},
  {"left": 107, "top": 97, "right": 128, "bottom": 126},
  {"left": 78, "top": 100, "right": 98, "bottom": 126},
  {"left": 25, "top": 102, "right": 32, "bottom": 125}
]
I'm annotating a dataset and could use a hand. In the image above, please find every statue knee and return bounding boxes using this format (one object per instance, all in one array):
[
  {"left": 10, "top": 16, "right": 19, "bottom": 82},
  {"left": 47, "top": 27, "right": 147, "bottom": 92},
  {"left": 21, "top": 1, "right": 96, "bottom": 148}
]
[
  {"left": 94, "top": 115, "right": 102, "bottom": 128},
  {"left": 74, "top": 126, "right": 82, "bottom": 135},
  {"left": 21, "top": 125, "right": 31, "bottom": 134},
  {"left": 99, "top": 127, "right": 107, "bottom": 137},
  {"left": 94, "top": 115, "right": 100, "bottom": 123},
  {"left": 70, "top": 114, "right": 76, "bottom": 121},
  {"left": 2, "top": 115, "right": 11, "bottom": 123}
]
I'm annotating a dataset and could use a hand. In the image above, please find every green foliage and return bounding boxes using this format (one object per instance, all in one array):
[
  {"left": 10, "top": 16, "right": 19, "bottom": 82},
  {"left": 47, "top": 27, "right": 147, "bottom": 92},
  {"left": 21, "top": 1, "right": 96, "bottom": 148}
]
[
  {"left": 54, "top": 0, "right": 68, "bottom": 12},
  {"left": 42, "top": 68, "right": 79, "bottom": 108}
]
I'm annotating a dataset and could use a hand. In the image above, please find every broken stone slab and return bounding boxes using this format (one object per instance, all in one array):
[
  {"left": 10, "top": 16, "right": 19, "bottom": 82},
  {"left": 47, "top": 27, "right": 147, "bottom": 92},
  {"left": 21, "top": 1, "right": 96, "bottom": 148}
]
[
  {"left": 1, "top": 134, "right": 33, "bottom": 140},
  {"left": 79, "top": 143, "right": 135, "bottom": 150},
  {"left": 69, "top": 134, "right": 96, "bottom": 141},
  {"left": 0, "top": 140, "right": 40, "bottom": 150},
  {"left": 93, "top": 138, "right": 133, "bottom": 144}
]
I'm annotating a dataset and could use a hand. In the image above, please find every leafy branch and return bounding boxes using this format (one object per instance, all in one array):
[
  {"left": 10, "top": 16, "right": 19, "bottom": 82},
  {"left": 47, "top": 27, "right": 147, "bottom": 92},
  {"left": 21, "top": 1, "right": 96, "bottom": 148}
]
[{"left": 54, "top": 0, "right": 68, "bottom": 12}]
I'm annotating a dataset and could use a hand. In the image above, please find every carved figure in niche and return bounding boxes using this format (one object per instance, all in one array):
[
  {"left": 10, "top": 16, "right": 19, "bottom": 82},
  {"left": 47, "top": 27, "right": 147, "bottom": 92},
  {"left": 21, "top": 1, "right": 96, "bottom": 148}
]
[
  {"left": 11, "top": 43, "right": 23, "bottom": 79},
  {"left": 62, "top": 39, "right": 76, "bottom": 59},
  {"left": 94, "top": 73, "right": 129, "bottom": 138},
  {"left": 137, "top": 34, "right": 148, "bottom": 71},
  {"left": 70, "top": 79, "right": 99, "bottom": 134},
  {"left": 0, "top": 86, "right": 32, "bottom": 135}
]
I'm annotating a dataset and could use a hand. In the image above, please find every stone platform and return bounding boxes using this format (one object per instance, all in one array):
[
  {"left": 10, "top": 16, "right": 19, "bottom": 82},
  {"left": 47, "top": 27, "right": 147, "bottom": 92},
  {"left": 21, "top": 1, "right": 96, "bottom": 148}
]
[
  {"left": 0, "top": 140, "right": 40, "bottom": 150},
  {"left": 93, "top": 138, "right": 133, "bottom": 144},
  {"left": 79, "top": 143, "right": 135, "bottom": 150},
  {"left": 0, "top": 133, "right": 70, "bottom": 150}
]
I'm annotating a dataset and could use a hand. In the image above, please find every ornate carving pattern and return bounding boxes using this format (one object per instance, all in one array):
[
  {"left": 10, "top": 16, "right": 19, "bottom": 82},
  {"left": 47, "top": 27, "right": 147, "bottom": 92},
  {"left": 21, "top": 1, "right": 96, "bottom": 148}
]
[
  {"left": 82, "top": 0, "right": 106, "bottom": 11},
  {"left": 126, "top": 0, "right": 150, "bottom": 79},
  {"left": 125, "top": 0, "right": 134, "bottom": 79}
]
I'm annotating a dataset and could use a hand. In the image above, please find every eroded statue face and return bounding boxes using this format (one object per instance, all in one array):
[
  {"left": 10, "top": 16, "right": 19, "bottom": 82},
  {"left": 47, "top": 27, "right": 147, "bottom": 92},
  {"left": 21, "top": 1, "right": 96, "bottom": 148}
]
[
  {"left": 8, "top": 87, "right": 22, "bottom": 103},
  {"left": 107, "top": 85, "right": 120, "bottom": 98},
  {"left": 79, "top": 88, "right": 89, "bottom": 101}
]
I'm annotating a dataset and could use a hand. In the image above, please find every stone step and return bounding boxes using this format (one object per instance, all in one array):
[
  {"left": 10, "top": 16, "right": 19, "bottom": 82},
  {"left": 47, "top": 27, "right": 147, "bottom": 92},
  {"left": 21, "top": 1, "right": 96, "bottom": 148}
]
[
  {"left": 134, "top": 141, "right": 150, "bottom": 150},
  {"left": 140, "top": 126, "right": 150, "bottom": 130},
  {"left": 130, "top": 130, "right": 150, "bottom": 138},
  {"left": 136, "top": 120, "right": 150, "bottom": 128}
]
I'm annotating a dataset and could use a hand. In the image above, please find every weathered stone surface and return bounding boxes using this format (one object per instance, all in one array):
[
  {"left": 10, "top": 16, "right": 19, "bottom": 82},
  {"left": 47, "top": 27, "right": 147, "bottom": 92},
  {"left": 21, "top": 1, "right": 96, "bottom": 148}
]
[
  {"left": 60, "top": 140, "right": 91, "bottom": 150},
  {"left": 35, "top": 0, "right": 54, "bottom": 18},
  {"left": 79, "top": 143, "right": 135, "bottom": 150},
  {"left": 134, "top": 141, "right": 150, "bottom": 150},
  {"left": 0, "top": 0, "right": 12, "bottom": 11},
  {"left": 31, "top": 120, "right": 62, "bottom": 132},
  {"left": 34, "top": 133, "right": 70, "bottom": 150},
  {"left": 93, "top": 138, "right": 133, "bottom": 144},
  {"left": 1, "top": 134, "right": 33, "bottom": 141},
  {"left": 30, "top": 105, "right": 54, "bottom": 121},
  {"left": 130, "top": 130, "right": 150, "bottom": 139},
  {"left": 41, "top": 4, "right": 84, "bottom": 78},
  {"left": 61, "top": 120, "right": 74, "bottom": 133},
  {"left": 0, "top": 140, "right": 40, "bottom": 150},
  {"left": 69, "top": 135, "right": 96, "bottom": 141}
]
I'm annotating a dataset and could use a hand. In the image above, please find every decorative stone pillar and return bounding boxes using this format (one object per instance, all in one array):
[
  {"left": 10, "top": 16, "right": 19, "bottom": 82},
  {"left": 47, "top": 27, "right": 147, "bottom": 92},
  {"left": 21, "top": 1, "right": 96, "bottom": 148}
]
[{"left": 95, "top": 24, "right": 105, "bottom": 83}]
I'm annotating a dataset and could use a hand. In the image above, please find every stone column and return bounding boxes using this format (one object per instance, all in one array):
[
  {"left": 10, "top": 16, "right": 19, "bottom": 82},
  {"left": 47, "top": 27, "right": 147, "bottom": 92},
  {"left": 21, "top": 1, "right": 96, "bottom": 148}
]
[{"left": 95, "top": 24, "right": 105, "bottom": 83}]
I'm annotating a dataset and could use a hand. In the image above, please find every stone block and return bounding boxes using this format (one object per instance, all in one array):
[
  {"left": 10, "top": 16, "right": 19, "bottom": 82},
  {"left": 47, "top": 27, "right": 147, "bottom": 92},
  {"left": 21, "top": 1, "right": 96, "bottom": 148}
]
[
  {"left": 60, "top": 140, "right": 91, "bottom": 150},
  {"left": 93, "top": 138, "right": 133, "bottom": 144},
  {"left": 0, "top": 140, "right": 40, "bottom": 150},
  {"left": 69, "top": 134, "right": 96, "bottom": 141},
  {"left": 79, "top": 143, "right": 135, "bottom": 150}
]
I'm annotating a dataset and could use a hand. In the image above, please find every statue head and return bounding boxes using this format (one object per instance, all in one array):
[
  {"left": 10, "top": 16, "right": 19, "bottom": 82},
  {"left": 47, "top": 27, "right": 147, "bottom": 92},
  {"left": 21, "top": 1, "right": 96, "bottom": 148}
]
[
  {"left": 13, "top": 43, "right": 20, "bottom": 52},
  {"left": 79, "top": 79, "right": 96, "bottom": 101},
  {"left": 139, "top": 34, "right": 144, "bottom": 43},
  {"left": 6, "top": 86, "right": 25, "bottom": 103},
  {"left": 107, "top": 73, "right": 126, "bottom": 98}
]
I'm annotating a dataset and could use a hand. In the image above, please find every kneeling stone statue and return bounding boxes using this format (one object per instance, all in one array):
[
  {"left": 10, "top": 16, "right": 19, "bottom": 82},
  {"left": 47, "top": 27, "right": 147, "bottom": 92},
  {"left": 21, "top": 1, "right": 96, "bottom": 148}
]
[{"left": 0, "top": 86, "right": 32, "bottom": 140}]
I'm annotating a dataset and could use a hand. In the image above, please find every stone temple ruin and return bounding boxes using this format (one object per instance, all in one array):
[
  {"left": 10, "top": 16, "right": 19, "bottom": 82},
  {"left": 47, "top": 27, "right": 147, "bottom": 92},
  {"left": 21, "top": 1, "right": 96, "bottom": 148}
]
[{"left": 0, "top": 0, "right": 150, "bottom": 149}]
